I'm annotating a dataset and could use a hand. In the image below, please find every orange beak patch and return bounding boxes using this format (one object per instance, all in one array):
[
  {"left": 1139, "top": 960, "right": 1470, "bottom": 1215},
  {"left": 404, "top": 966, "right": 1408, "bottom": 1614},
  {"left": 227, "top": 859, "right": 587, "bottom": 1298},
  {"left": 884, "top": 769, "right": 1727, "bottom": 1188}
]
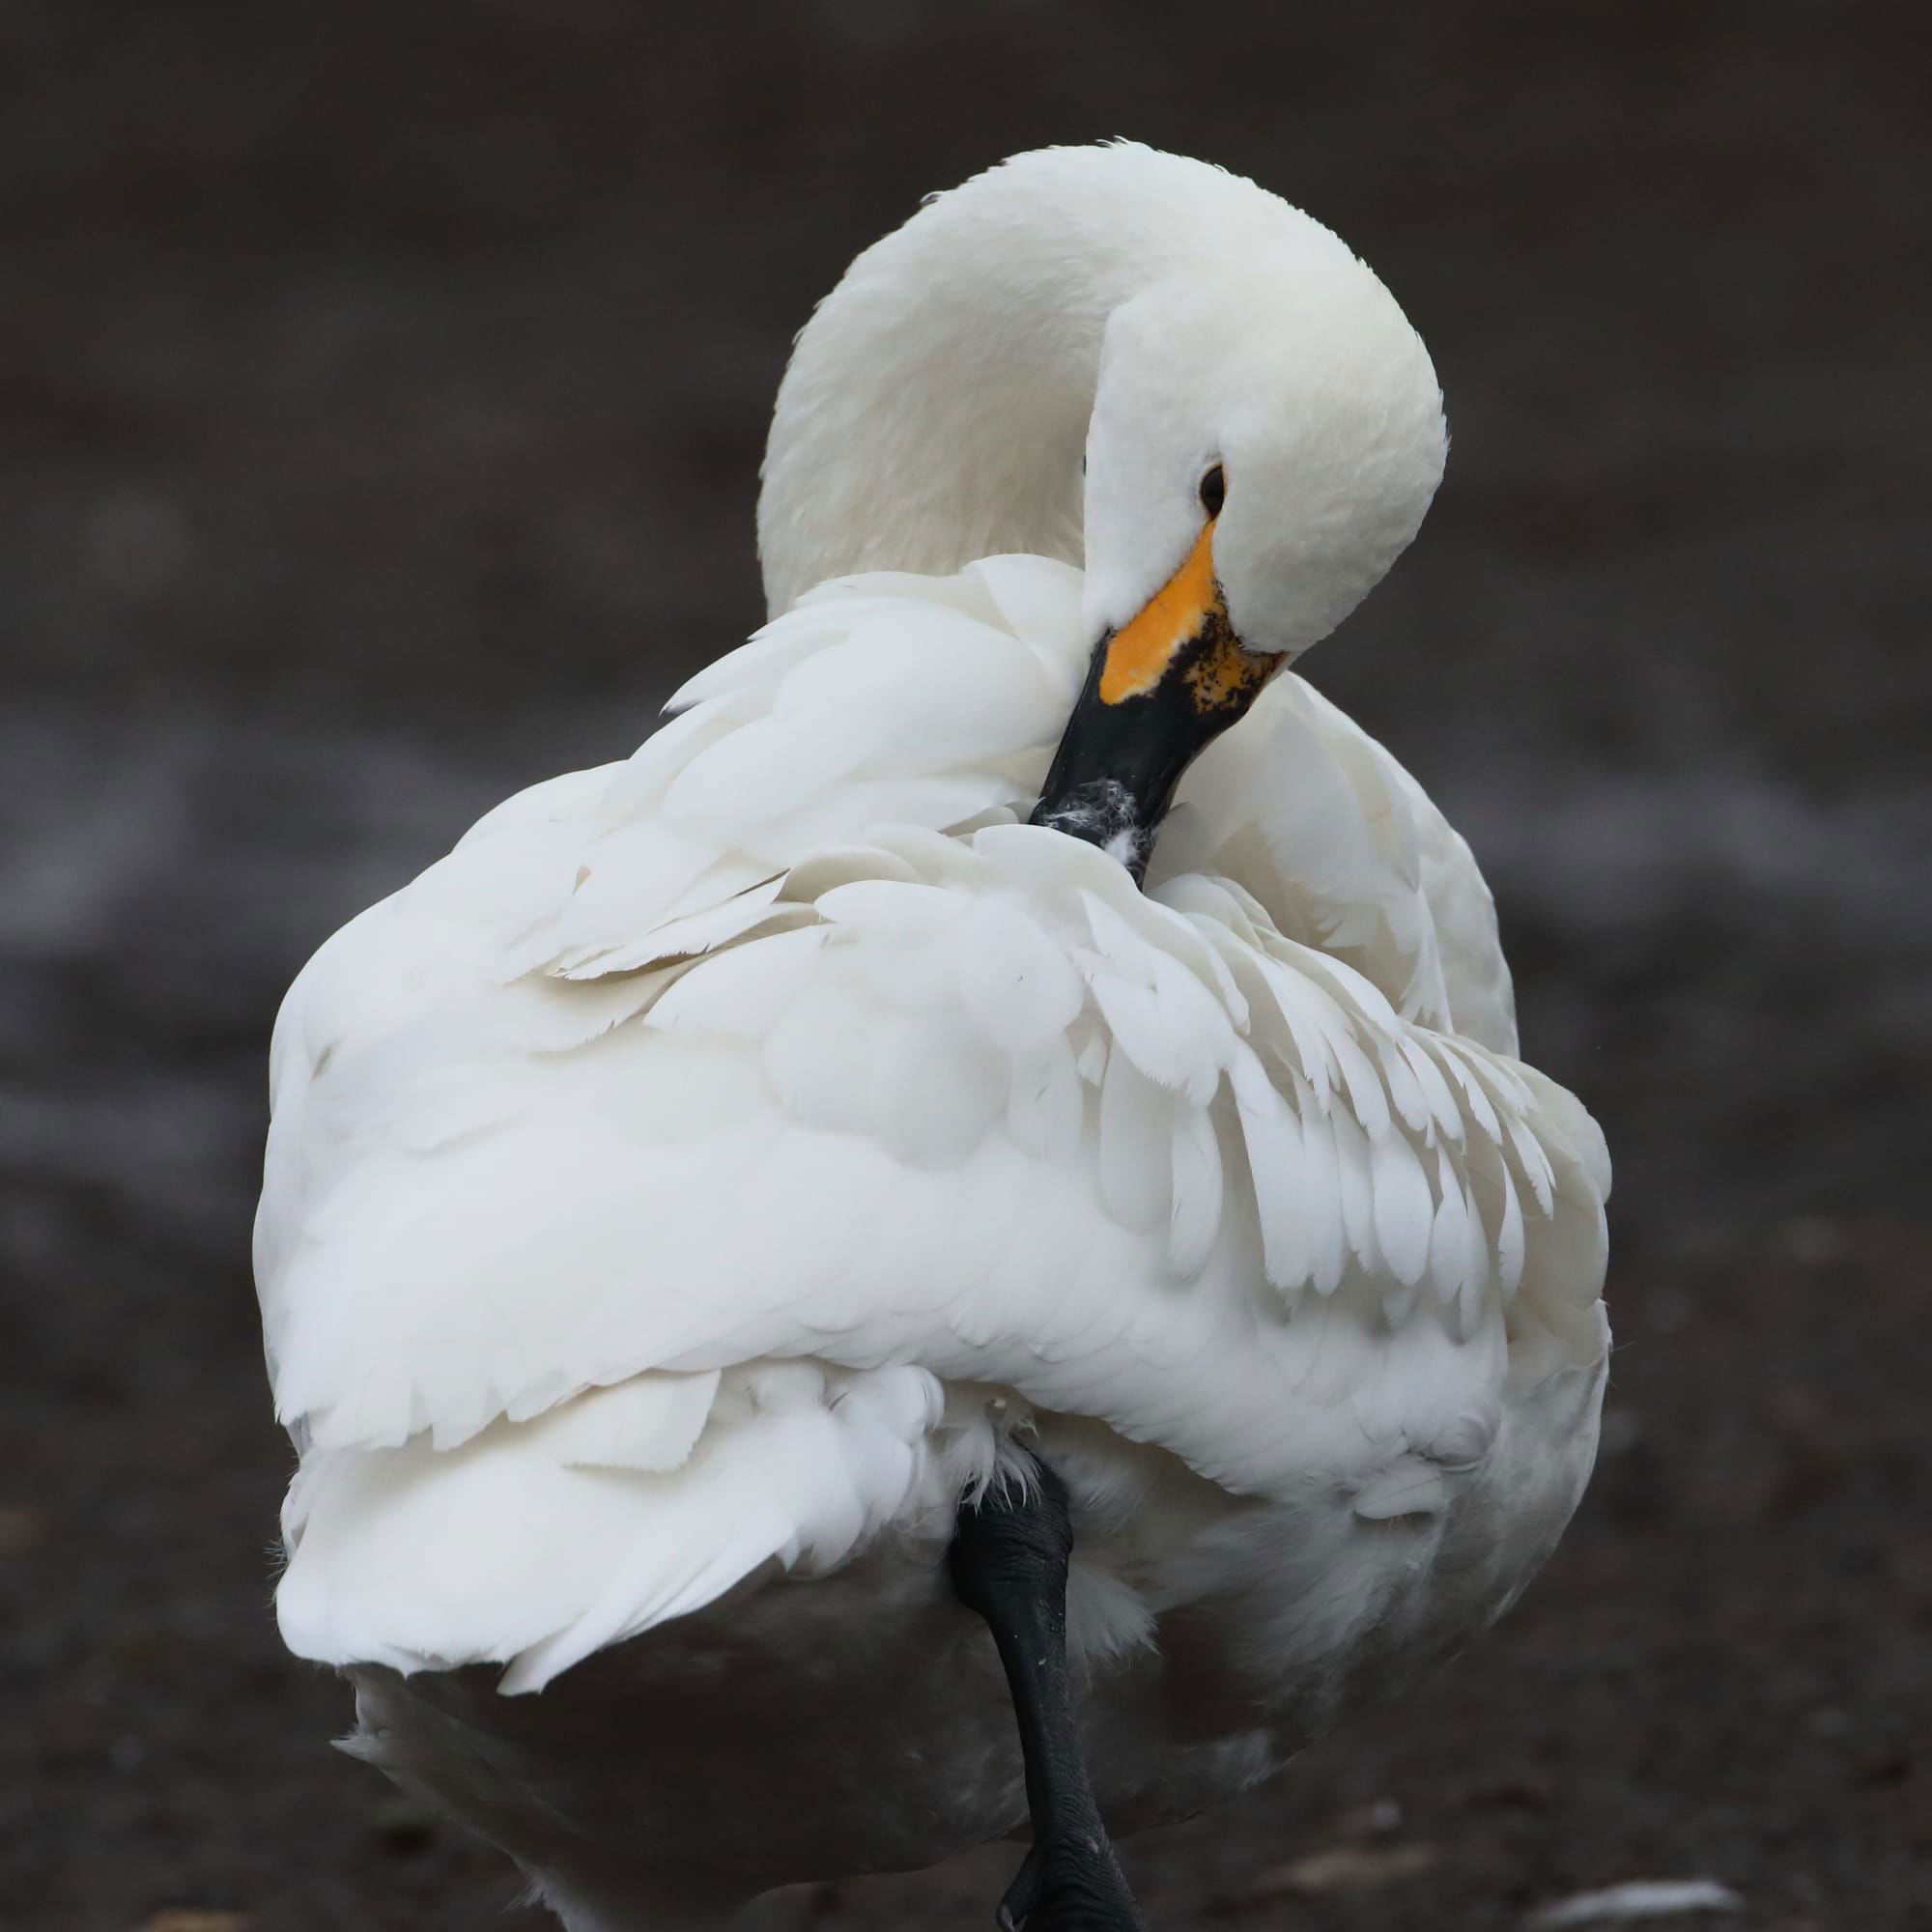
[
  {"left": 1097, "top": 521, "right": 1283, "bottom": 715},
  {"left": 1098, "top": 522, "right": 1221, "bottom": 704}
]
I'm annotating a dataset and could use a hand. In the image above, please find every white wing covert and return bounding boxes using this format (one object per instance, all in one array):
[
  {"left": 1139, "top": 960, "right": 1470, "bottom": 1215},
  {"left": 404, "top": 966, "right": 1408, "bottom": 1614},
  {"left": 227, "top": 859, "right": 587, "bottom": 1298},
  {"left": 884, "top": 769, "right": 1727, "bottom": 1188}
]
[
  {"left": 1151, "top": 678, "right": 1519, "bottom": 1054},
  {"left": 257, "top": 555, "right": 1605, "bottom": 1689}
]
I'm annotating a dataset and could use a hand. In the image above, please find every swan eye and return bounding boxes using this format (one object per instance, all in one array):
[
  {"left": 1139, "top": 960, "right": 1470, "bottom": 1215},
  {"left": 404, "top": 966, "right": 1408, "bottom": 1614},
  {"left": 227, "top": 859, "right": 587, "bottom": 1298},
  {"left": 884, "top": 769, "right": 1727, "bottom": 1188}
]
[{"left": 1198, "top": 465, "right": 1226, "bottom": 517}]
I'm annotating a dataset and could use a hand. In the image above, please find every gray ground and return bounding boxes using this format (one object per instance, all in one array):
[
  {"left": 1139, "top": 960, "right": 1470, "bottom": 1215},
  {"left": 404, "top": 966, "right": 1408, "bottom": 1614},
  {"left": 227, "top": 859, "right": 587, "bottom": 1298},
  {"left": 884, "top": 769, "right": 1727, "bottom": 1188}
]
[{"left": 4, "top": 4, "right": 1929, "bottom": 1927}]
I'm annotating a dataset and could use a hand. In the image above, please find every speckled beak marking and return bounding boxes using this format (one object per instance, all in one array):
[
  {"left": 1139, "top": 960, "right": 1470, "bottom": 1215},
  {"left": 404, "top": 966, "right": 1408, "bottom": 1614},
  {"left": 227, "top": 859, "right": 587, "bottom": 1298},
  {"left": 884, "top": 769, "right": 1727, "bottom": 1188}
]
[
  {"left": 1031, "top": 518, "right": 1285, "bottom": 883},
  {"left": 1097, "top": 520, "right": 1281, "bottom": 713}
]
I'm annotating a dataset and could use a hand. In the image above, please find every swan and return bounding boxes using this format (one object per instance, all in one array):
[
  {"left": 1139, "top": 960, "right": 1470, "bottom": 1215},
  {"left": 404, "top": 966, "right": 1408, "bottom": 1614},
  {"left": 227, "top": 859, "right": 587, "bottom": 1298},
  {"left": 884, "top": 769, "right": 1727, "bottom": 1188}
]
[{"left": 255, "top": 142, "right": 1610, "bottom": 1932}]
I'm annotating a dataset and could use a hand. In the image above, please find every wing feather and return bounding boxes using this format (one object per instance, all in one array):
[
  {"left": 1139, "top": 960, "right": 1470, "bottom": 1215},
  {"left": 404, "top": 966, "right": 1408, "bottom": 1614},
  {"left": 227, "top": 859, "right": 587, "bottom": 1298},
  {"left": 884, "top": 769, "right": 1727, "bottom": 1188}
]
[{"left": 258, "top": 555, "right": 1605, "bottom": 1686}]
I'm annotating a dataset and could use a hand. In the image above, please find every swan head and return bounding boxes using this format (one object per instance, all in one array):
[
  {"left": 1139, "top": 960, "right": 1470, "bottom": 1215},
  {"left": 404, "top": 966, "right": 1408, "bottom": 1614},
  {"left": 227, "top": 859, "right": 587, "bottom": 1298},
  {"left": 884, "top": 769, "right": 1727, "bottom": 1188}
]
[
  {"left": 1084, "top": 262, "right": 1446, "bottom": 661},
  {"left": 1036, "top": 224, "right": 1447, "bottom": 875},
  {"left": 759, "top": 140, "right": 1446, "bottom": 878}
]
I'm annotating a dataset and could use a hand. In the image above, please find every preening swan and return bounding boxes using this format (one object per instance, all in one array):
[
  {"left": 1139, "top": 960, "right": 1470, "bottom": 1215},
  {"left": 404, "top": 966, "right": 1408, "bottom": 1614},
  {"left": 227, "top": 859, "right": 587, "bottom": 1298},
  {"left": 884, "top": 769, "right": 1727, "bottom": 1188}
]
[{"left": 256, "top": 142, "right": 1609, "bottom": 1931}]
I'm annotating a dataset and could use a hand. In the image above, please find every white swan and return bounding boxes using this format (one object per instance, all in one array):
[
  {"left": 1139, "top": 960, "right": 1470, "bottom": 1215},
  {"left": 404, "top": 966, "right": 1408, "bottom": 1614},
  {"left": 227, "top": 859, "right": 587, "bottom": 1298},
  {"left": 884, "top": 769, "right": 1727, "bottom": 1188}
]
[{"left": 255, "top": 143, "right": 1609, "bottom": 1932}]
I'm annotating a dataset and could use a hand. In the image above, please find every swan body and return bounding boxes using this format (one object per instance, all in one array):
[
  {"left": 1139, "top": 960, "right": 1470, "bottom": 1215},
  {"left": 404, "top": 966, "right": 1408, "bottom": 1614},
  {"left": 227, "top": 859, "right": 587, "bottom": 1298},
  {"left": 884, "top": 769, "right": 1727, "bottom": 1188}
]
[{"left": 256, "top": 146, "right": 1609, "bottom": 1930}]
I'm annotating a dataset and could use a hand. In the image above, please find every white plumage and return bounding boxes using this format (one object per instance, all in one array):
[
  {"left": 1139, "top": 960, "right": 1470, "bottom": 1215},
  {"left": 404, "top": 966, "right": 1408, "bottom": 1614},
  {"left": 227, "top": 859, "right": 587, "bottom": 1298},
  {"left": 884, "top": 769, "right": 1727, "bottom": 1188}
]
[{"left": 256, "top": 144, "right": 1608, "bottom": 1930}]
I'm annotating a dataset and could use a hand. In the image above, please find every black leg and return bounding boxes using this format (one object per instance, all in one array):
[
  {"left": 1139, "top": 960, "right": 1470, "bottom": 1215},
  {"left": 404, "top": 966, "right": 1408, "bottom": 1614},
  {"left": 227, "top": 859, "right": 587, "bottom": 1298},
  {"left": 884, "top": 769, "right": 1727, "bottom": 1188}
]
[{"left": 950, "top": 1457, "right": 1147, "bottom": 1932}]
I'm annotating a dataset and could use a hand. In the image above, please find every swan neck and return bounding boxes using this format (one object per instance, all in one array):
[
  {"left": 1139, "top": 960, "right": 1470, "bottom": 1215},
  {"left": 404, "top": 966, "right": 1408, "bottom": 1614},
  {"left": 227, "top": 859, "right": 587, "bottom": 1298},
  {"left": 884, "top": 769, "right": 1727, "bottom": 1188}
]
[{"left": 756, "top": 160, "right": 1168, "bottom": 615}]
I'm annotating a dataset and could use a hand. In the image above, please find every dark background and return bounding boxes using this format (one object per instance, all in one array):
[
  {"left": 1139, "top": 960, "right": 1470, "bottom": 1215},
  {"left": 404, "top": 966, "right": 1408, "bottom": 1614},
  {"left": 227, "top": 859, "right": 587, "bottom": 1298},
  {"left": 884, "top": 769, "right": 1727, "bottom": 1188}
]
[{"left": 5, "top": 4, "right": 1928, "bottom": 1927}]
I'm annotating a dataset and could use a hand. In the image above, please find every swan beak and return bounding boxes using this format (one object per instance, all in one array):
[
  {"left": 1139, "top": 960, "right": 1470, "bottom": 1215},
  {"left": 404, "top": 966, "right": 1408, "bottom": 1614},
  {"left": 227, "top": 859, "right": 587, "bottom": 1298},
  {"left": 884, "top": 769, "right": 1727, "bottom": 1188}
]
[
  {"left": 1094, "top": 520, "right": 1277, "bottom": 711},
  {"left": 1030, "top": 521, "right": 1284, "bottom": 880}
]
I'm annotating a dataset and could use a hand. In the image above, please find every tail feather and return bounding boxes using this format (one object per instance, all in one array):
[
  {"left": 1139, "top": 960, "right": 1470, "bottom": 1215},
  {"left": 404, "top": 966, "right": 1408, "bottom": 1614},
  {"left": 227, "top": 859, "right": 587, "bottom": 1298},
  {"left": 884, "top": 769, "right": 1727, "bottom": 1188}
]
[{"left": 277, "top": 1363, "right": 949, "bottom": 1692}]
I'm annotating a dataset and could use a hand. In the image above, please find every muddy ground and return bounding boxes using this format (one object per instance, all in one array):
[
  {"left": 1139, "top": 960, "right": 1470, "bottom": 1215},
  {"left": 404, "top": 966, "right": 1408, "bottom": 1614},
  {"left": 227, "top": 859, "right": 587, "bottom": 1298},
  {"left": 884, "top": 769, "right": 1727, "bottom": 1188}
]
[{"left": 4, "top": 4, "right": 1929, "bottom": 1927}]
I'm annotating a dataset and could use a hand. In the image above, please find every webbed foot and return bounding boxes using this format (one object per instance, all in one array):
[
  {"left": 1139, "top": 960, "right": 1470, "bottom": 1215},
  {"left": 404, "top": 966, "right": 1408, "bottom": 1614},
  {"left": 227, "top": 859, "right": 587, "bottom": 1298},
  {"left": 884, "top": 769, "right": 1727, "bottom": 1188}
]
[{"left": 998, "top": 1833, "right": 1144, "bottom": 1930}]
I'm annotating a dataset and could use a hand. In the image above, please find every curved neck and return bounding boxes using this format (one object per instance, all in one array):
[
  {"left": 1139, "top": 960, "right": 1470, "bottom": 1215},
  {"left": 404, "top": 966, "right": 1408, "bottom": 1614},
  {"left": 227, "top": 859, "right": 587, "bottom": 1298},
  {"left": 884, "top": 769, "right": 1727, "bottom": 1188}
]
[{"left": 756, "top": 150, "right": 1207, "bottom": 616}]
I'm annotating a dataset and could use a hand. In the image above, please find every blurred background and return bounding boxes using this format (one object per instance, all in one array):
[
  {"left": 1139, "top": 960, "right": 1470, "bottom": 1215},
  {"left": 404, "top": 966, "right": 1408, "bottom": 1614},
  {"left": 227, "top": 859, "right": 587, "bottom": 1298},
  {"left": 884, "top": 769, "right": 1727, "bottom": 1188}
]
[{"left": 4, "top": 2, "right": 1928, "bottom": 1926}]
